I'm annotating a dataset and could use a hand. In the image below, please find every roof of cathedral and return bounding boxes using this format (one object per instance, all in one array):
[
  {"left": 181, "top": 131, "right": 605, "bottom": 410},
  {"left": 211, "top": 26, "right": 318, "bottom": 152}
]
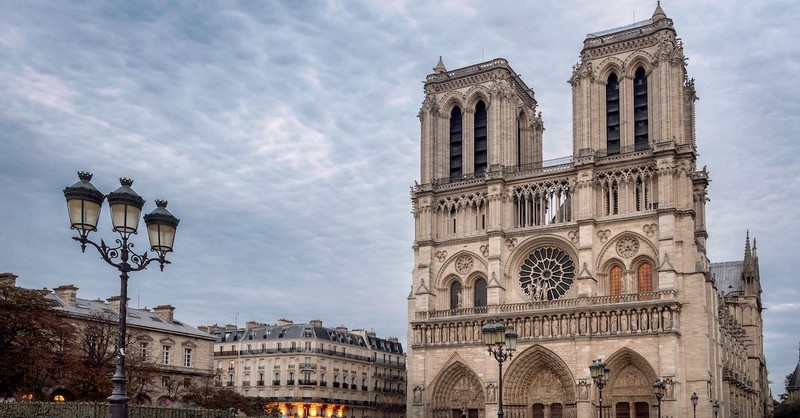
[
  {"left": 47, "top": 293, "right": 214, "bottom": 340},
  {"left": 585, "top": 2, "right": 672, "bottom": 41},
  {"left": 212, "top": 322, "right": 404, "bottom": 354},
  {"left": 788, "top": 361, "right": 800, "bottom": 389},
  {"left": 710, "top": 261, "right": 744, "bottom": 295}
]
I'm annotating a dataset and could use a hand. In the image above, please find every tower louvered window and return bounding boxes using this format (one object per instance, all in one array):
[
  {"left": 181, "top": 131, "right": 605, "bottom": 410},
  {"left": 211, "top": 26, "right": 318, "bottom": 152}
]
[
  {"left": 606, "top": 73, "right": 620, "bottom": 155},
  {"left": 633, "top": 67, "right": 649, "bottom": 150},
  {"left": 449, "top": 107, "right": 463, "bottom": 180},
  {"left": 474, "top": 101, "right": 487, "bottom": 175}
]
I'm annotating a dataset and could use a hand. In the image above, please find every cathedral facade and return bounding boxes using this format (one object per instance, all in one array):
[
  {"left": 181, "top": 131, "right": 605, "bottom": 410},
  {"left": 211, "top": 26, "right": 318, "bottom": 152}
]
[{"left": 406, "top": 4, "right": 767, "bottom": 418}]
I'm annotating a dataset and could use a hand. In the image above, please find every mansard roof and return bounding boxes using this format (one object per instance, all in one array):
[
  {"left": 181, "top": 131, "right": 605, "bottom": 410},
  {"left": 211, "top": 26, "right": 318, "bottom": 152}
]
[
  {"left": 711, "top": 261, "right": 743, "bottom": 295},
  {"left": 212, "top": 322, "right": 404, "bottom": 354},
  {"left": 47, "top": 293, "right": 214, "bottom": 340}
]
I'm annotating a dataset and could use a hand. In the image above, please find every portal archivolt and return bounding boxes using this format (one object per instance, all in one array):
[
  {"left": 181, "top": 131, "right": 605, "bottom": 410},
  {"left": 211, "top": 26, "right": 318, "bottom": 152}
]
[{"left": 430, "top": 360, "right": 486, "bottom": 418}]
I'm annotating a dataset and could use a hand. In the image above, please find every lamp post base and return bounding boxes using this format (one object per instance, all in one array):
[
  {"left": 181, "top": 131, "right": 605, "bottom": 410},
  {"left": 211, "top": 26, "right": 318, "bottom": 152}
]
[{"left": 108, "top": 400, "right": 129, "bottom": 418}]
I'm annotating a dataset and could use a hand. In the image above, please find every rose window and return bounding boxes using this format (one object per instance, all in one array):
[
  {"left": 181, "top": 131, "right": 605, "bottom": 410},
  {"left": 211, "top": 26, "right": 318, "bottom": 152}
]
[{"left": 519, "top": 246, "right": 575, "bottom": 300}]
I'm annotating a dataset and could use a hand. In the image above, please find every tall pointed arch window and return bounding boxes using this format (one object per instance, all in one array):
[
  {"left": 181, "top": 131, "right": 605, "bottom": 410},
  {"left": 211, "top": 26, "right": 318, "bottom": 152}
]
[
  {"left": 633, "top": 67, "right": 649, "bottom": 150},
  {"left": 637, "top": 263, "right": 653, "bottom": 293},
  {"left": 449, "top": 281, "right": 462, "bottom": 309},
  {"left": 449, "top": 107, "right": 463, "bottom": 180},
  {"left": 606, "top": 73, "right": 621, "bottom": 155},
  {"left": 474, "top": 101, "right": 488, "bottom": 176},
  {"left": 610, "top": 266, "right": 622, "bottom": 296},
  {"left": 474, "top": 277, "right": 487, "bottom": 307}
]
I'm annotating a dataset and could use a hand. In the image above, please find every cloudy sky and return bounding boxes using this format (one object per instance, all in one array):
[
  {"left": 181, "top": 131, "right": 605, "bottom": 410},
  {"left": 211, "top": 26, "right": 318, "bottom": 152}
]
[{"left": 1, "top": 0, "right": 797, "bottom": 397}]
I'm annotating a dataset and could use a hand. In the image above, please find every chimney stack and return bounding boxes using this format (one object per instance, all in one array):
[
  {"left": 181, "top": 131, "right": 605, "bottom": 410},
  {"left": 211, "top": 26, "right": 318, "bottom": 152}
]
[
  {"left": 106, "top": 296, "right": 125, "bottom": 314},
  {"left": 54, "top": 284, "right": 79, "bottom": 307},
  {"left": 309, "top": 319, "right": 323, "bottom": 327},
  {"left": 153, "top": 304, "right": 175, "bottom": 324},
  {"left": 276, "top": 318, "right": 293, "bottom": 326},
  {"left": 0, "top": 272, "right": 18, "bottom": 287}
]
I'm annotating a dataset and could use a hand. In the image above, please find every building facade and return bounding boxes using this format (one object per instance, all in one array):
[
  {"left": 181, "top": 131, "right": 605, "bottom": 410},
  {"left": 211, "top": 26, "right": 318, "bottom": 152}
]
[
  {"left": 35, "top": 277, "right": 215, "bottom": 405},
  {"left": 203, "top": 319, "right": 406, "bottom": 418},
  {"left": 407, "top": 4, "right": 767, "bottom": 418}
]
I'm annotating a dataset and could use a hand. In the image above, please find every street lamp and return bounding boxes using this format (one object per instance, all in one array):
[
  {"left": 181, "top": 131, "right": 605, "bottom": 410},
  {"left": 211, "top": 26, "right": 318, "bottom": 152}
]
[
  {"left": 482, "top": 321, "right": 517, "bottom": 418},
  {"left": 690, "top": 392, "right": 698, "bottom": 418},
  {"left": 652, "top": 379, "right": 665, "bottom": 418},
  {"left": 589, "top": 359, "right": 610, "bottom": 418},
  {"left": 64, "top": 172, "right": 179, "bottom": 418},
  {"left": 712, "top": 400, "right": 720, "bottom": 418}
]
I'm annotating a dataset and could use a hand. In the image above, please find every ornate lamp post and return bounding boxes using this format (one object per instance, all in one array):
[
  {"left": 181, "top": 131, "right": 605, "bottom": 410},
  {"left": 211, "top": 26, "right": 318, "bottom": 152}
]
[
  {"left": 712, "top": 400, "right": 720, "bottom": 418},
  {"left": 64, "top": 172, "right": 179, "bottom": 418},
  {"left": 690, "top": 392, "right": 698, "bottom": 418},
  {"left": 482, "top": 321, "right": 517, "bottom": 418},
  {"left": 652, "top": 379, "right": 665, "bottom": 418},
  {"left": 589, "top": 359, "right": 610, "bottom": 418}
]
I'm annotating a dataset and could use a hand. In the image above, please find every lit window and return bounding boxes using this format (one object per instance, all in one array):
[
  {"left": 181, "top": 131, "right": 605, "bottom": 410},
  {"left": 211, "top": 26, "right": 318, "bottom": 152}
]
[
  {"left": 610, "top": 266, "right": 622, "bottom": 296},
  {"left": 638, "top": 263, "right": 653, "bottom": 293}
]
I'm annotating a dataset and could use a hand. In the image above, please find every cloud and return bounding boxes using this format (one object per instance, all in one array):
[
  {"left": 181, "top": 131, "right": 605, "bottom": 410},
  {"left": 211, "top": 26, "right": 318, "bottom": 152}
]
[{"left": 0, "top": 0, "right": 798, "bottom": 398}]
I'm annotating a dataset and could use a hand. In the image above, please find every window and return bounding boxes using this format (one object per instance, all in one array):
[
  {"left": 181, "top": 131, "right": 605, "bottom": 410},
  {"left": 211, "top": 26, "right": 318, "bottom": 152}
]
[
  {"left": 610, "top": 266, "right": 622, "bottom": 296},
  {"left": 162, "top": 345, "right": 171, "bottom": 365},
  {"left": 638, "top": 263, "right": 653, "bottom": 293},
  {"left": 606, "top": 73, "right": 620, "bottom": 155},
  {"left": 474, "top": 278, "right": 487, "bottom": 307},
  {"left": 184, "top": 348, "right": 192, "bottom": 367},
  {"left": 449, "top": 107, "right": 463, "bottom": 179},
  {"left": 633, "top": 67, "right": 648, "bottom": 150},
  {"left": 229, "top": 361, "right": 235, "bottom": 370},
  {"left": 139, "top": 342, "right": 149, "bottom": 360},
  {"left": 474, "top": 101, "right": 487, "bottom": 175},
  {"left": 162, "top": 376, "right": 170, "bottom": 387},
  {"left": 550, "top": 404, "right": 563, "bottom": 418},
  {"left": 449, "top": 281, "right": 462, "bottom": 309}
]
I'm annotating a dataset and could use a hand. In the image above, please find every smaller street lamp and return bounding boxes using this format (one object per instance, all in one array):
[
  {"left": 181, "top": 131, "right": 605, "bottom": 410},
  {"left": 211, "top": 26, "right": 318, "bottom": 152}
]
[
  {"left": 652, "top": 379, "right": 665, "bottom": 418},
  {"left": 589, "top": 359, "right": 610, "bottom": 418},
  {"left": 482, "top": 321, "right": 517, "bottom": 418},
  {"left": 712, "top": 400, "right": 720, "bottom": 418},
  {"left": 690, "top": 392, "right": 698, "bottom": 418}
]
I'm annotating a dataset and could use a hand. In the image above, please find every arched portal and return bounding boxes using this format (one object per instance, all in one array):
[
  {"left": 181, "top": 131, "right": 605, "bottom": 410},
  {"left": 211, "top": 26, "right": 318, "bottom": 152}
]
[
  {"left": 604, "top": 347, "right": 659, "bottom": 418},
  {"left": 503, "top": 345, "right": 576, "bottom": 418},
  {"left": 430, "top": 360, "right": 486, "bottom": 418}
]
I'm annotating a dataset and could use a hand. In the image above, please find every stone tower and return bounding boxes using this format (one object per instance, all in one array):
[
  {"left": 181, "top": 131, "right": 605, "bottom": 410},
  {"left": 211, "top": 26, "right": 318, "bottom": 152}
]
[{"left": 407, "top": 4, "right": 766, "bottom": 418}]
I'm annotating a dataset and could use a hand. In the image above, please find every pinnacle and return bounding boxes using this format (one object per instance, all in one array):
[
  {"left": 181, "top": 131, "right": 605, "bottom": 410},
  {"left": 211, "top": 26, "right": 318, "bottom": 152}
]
[
  {"left": 433, "top": 56, "right": 447, "bottom": 74},
  {"left": 652, "top": 1, "right": 667, "bottom": 21}
]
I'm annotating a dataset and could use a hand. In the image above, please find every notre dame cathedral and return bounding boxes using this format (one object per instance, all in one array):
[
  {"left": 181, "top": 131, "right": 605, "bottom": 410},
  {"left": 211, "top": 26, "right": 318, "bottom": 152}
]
[{"left": 406, "top": 3, "right": 768, "bottom": 418}]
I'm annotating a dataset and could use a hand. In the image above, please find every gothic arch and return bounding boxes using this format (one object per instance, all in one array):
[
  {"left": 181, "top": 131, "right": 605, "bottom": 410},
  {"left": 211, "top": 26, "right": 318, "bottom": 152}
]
[
  {"left": 503, "top": 344, "right": 577, "bottom": 406},
  {"left": 603, "top": 347, "right": 659, "bottom": 401},
  {"left": 428, "top": 354, "right": 486, "bottom": 414},
  {"left": 440, "top": 92, "right": 466, "bottom": 115},
  {"left": 435, "top": 250, "right": 488, "bottom": 290},
  {"left": 596, "top": 231, "right": 657, "bottom": 273},
  {"left": 596, "top": 57, "right": 625, "bottom": 82},
  {"left": 465, "top": 86, "right": 492, "bottom": 111},
  {"left": 623, "top": 52, "right": 655, "bottom": 78}
]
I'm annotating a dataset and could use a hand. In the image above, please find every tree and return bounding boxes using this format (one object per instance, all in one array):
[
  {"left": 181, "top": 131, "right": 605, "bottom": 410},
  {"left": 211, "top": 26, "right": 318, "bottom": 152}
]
[
  {"left": 0, "top": 282, "right": 77, "bottom": 399},
  {"left": 772, "top": 398, "right": 800, "bottom": 418}
]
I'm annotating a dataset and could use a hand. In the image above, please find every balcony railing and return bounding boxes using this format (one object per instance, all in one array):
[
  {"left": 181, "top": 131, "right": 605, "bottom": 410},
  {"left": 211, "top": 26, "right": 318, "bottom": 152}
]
[
  {"left": 320, "top": 381, "right": 327, "bottom": 387},
  {"left": 333, "top": 382, "right": 340, "bottom": 388},
  {"left": 226, "top": 382, "right": 233, "bottom": 387},
  {"left": 256, "top": 381, "right": 265, "bottom": 386},
  {"left": 272, "top": 380, "right": 281, "bottom": 386},
  {"left": 416, "top": 290, "right": 676, "bottom": 320},
  {"left": 286, "top": 380, "right": 295, "bottom": 386},
  {"left": 298, "top": 379, "right": 317, "bottom": 386}
]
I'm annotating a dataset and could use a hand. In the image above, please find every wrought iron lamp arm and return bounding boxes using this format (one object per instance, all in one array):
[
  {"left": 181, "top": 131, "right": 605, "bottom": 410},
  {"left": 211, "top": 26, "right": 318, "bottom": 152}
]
[{"left": 72, "top": 235, "right": 170, "bottom": 272}]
